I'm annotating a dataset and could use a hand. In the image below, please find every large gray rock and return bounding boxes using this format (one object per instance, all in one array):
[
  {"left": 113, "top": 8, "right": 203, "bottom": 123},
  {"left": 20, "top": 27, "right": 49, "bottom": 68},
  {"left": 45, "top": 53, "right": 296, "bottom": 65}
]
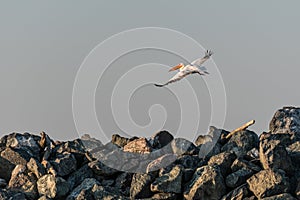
[
  {"left": 208, "top": 151, "right": 237, "bottom": 176},
  {"left": 259, "top": 133, "right": 294, "bottom": 175},
  {"left": 221, "top": 184, "right": 249, "bottom": 200},
  {"left": 184, "top": 165, "right": 226, "bottom": 200},
  {"left": 151, "top": 165, "right": 183, "bottom": 194},
  {"left": 130, "top": 173, "right": 155, "bottom": 199},
  {"left": 8, "top": 165, "right": 38, "bottom": 199},
  {"left": 269, "top": 106, "right": 300, "bottom": 137},
  {"left": 221, "top": 130, "right": 259, "bottom": 157},
  {"left": 247, "top": 169, "right": 290, "bottom": 199},
  {"left": 37, "top": 174, "right": 69, "bottom": 199},
  {"left": 50, "top": 152, "right": 77, "bottom": 177}
]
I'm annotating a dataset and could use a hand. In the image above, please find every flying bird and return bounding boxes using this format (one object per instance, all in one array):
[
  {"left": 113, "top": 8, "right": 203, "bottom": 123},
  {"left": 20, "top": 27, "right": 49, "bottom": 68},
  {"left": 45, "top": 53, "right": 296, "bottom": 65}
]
[{"left": 154, "top": 50, "right": 213, "bottom": 87}]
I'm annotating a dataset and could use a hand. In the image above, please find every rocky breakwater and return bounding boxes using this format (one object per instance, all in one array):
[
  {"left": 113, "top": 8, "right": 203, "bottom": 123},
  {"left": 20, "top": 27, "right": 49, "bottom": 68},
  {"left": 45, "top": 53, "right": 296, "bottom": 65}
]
[{"left": 0, "top": 106, "right": 299, "bottom": 199}]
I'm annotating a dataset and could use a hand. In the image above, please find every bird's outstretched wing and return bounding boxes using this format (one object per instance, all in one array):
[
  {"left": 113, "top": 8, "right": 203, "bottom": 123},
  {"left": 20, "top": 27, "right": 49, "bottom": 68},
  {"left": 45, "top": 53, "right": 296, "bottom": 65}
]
[
  {"left": 154, "top": 71, "right": 187, "bottom": 87},
  {"left": 191, "top": 50, "right": 213, "bottom": 67}
]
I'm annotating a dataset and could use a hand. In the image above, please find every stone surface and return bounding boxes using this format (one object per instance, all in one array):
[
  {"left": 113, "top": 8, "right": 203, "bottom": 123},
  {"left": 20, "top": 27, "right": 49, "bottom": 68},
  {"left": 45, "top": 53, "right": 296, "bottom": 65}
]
[
  {"left": 184, "top": 165, "right": 226, "bottom": 200},
  {"left": 130, "top": 173, "right": 155, "bottom": 199},
  {"left": 221, "top": 130, "right": 259, "bottom": 157},
  {"left": 66, "top": 178, "right": 98, "bottom": 200},
  {"left": 151, "top": 192, "right": 179, "bottom": 200},
  {"left": 171, "top": 138, "right": 198, "bottom": 156},
  {"left": 123, "top": 137, "right": 152, "bottom": 154},
  {"left": 50, "top": 152, "right": 77, "bottom": 177},
  {"left": 151, "top": 165, "right": 183, "bottom": 194},
  {"left": 225, "top": 168, "right": 254, "bottom": 188},
  {"left": 261, "top": 193, "right": 297, "bottom": 200},
  {"left": 195, "top": 134, "right": 212, "bottom": 146},
  {"left": 208, "top": 151, "right": 237, "bottom": 176},
  {"left": 88, "top": 160, "right": 118, "bottom": 177},
  {"left": 247, "top": 169, "right": 290, "bottom": 199},
  {"left": 37, "top": 174, "right": 69, "bottom": 199},
  {"left": 8, "top": 165, "right": 38, "bottom": 199},
  {"left": 26, "top": 158, "right": 46, "bottom": 179},
  {"left": 150, "top": 130, "right": 174, "bottom": 149},
  {"left": 221, "top": 184, "right": 249, "bottom": 200},
  {"left": 146, "top": 154, "right": 177, "bottom": 173},
  {"left": 111, "top": 134, "right": 137, "bottom": 148}
]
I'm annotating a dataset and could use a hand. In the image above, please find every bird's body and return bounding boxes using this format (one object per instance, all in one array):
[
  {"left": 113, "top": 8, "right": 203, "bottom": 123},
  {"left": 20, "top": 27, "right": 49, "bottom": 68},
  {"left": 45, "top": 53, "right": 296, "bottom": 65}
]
[{"left": 154, "top": 50, "right": 213, "bottom": 87}]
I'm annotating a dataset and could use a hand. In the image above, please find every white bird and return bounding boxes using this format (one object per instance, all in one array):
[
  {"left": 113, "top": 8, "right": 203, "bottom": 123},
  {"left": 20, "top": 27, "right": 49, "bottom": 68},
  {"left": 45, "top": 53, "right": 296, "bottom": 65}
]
[{"left": 154, "top": 50, "right": 213, "bottom": 87}]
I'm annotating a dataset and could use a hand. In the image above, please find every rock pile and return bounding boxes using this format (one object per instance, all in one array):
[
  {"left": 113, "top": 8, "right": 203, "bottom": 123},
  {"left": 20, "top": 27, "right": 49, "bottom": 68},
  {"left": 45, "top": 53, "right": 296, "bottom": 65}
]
[{"left": 0, "top": 106, "right": 299, "bottom": 199}]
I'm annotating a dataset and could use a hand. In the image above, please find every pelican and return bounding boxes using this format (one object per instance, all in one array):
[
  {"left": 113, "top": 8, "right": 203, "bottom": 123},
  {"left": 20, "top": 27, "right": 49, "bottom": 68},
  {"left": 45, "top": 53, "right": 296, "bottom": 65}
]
[{"left": 154, "top": 50, "right": 213, "bottom": 87}]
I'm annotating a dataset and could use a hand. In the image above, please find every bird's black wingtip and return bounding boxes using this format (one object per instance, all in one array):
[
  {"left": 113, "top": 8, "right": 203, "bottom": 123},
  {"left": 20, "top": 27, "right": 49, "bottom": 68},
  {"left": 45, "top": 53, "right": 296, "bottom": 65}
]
[{"left": 154, "top": 84, "right": 164, "bottom": 87}]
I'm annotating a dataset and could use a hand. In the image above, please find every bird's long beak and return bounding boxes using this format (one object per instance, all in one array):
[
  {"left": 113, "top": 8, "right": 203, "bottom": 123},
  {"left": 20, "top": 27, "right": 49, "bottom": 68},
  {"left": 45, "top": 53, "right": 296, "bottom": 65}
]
[{"left": 169, "top": 64, "right": 182, "bottom": 72}]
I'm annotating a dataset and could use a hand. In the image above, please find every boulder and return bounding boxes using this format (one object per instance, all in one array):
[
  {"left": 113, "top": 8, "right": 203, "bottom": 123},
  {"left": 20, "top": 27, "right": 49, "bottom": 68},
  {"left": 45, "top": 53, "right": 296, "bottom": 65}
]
[
  {"left": 130, "top": 173, "right": 155, "bottom": 199},
  {"left": 247, "top": 169, "right": 290, "bottom": 199},
  {"left": 208, "top": 151, "right": 237, "bottom": 176},
  {"left": 37, "top": 174, "right": 69, "bottom": 199},
  {"left": 221, "top": 130, "right": 259, "bottom": 157},
  {"left": 151, "top": 165, "right": 183, "bottom": 194},
  {"left": 123, "top": 137, "right": 152, "bottom": 154},
  {"left": 150, "top": 130, "right": 174, "bottom": 149},
  {"left": 8, "top": 165, "right": 38, "bottom": 199},
  {"left": 221, "top": 184, "right": 249, "bottom": 200},
  {"left": 67, "top": 164, "right": 94, "bottom": 190},
  {"left": 225, "top": 168, "right": 254, "bottom": 188},
  {"left": 111, "top": 134, "right": 137, "bottom": 148},
  {"left": 183, "top": 165, "right": 226, "bottom": 200},
  {"left": 50, "top": 152, "right": 77, "bottom": 177}
]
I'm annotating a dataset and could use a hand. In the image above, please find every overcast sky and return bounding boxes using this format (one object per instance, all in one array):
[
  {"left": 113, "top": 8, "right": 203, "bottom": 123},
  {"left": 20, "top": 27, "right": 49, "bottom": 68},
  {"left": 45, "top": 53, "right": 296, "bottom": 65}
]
[{"left": 0, "top": 1, "right": 300, "bottom": 141}]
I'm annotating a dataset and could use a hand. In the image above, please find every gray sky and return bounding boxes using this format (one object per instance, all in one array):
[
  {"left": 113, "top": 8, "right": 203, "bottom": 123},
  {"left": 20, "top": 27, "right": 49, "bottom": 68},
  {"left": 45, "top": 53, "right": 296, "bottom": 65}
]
[{"left": 0, "top": 1, "right": 300, "bottom": 141}]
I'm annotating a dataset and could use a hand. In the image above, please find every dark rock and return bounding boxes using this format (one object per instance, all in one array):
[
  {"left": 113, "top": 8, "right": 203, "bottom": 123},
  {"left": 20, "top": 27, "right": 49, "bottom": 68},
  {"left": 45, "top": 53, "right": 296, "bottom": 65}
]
[
  {"left": 259, "top": 134, "right": 294, "bottom": 175},
  {"left": 8, "top": 165, "right": 38, "bottom": 199},
  {"left": 225, "top": 168, "right": 254, "bottom": 188},
  {"left": 261, "top": 193, "right": 297, "bottom": 200},
  {"left": 92, "top": 184, "right": 129, "bottom": 200},
  {"left": 0, "top": 179, "right": 6, "bottom": 188},
  {"left": 231, "top": 158, "right": 261, "bottom": 173},
  {"left": 26, "top": 158, "right": 46, "bottom": 179},
  {"left": 182, "top": 168, "right": 195, "bottom": 183},
  {"left": 150, "top": 130, "right": 174, "bottom": 149},
  {"left": 287, "top": 141, "right": 300, "bottom": 169},
  {"left": 0, "top": 156, "right": 15, "bottom": 181},
  {"left": 67, "top": 164, "right": 94, "bottom": 190},
  {"left": 146, "top": 154, "right": 177, "bottom": 173},
  {"left": 171, "top": 138, "right": 198, "bottom": 156},
  {"left": 221, "top": 184, "right": 249, "bottom": 200},
  {"left": 66, "top": 178, "right": 98, "bottom": 200},
  {"left": 183, "top": 165, "right": 226, "bottom": 200},
  {"left": 111, "top": 134, "right": 137, "bottom": 148},
  {"left": 114, "top": 172, "right": 133, "bottom": 197},
  {"left": 244, "top": 147, "right": 260, "bottom": 161},
  {"left": 80, "top": 134, "right": 103, "bottom": 152},
  {"left": 247, "top": 169, "right": 290, "bottom": 199},
  {"left": 208, "top": 151, "right": 237, "bottom": 176},
  {"left": 0, "top": 189, "right": 27, "bottom": 200},
  {"left": 50, "top": 152, "right": 77, "bottom": 177},
  {"left": 88, "top": 160, "right": 118, "bottom": 177},
  {"left": 37, "top": 174, "right": 69, "bottom": 199},
  {"left": 295, "top": 180, "right": 300, "bottom": 199},
  {"left": 198, "top": 126, "right": 222, "bottom": 159},
  {"left": 175, "top": 155, "right": 201, "bottom": 169},
  {"left": 269, "top": 106, "right": 300, "bottom": 137},
  {"left": 123, "top": 137, "right": 152, "bottom": 154},
  {"left": 151, "top": 165, "right": 183, "bottom": 194},
  {"left": 130, "top": 173, "right": 155, "bottom": 199},
  {"left": 221, "top": 130, "right": 259, "bottom": 157}
]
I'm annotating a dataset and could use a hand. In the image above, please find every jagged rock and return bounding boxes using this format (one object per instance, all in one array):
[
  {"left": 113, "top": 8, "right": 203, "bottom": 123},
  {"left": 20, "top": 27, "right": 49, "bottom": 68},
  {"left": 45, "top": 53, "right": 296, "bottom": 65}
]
[
  {"left": 0, "top": 189, "right": 27, "bottom": 200},
  {"left": 37, "top": 174, "right": 69, "bottom": 199},
  {"left": 287, "top": 141, "right": 300, "bottom": 169},
  {"left": 184, "top": 165, "right": 226, "bottom": 200},
  {"left": 111, "top": 134, "right": 138, "bottom": 148},
  {"left": 198, "top": 126, "right": 222, "bottom": 159},
  {"left": 3, "top": 132, "right": 41, "bottom": 158},
  {"left": 50, "top": 152, "right": 77, "bottom": 177},
  {"left": 150, "top": 130, "right": 174, "bottom": 149},
  {"left": 80, "top": 134, "right": 103, "bottom": 152},
  {"left": 67, "top": 164, "right": 94, "bottom": 190},
  {"left": 92, "top": 184, "right": 129, "bottom": 200},
  {"left": 1, "top": 147, "right": 31, "bottom": 167},
  {"left": 151, "top": 192, "right": 179, "bottom": 200},
  {"left": 26, "top": 158, "right": 46, "bottom": 179},
  {"left": 0, "top": 156, "right": 15, "bottom": 181},
  {"left": 244, "top": 147, "right": 259, "bottom": 161},
  {"left": 231, "top": 158, "right": 261, "bottom": 173},
  {"left": 151, "top": 165, "right": 183, "bottom": 194},
  {"left": 247, "top": 169, "right": 290, "bottom": 199},
  {"left": 66, "top": 178, "right": 98, "bottom": 200},
  {"left": 295, "top": 180, "right": 300, "bottom": 199},
  {"left": 221, "top": 130, "right": 259, "bottom": 157},
  {"left": 88, "top": 160, "right": 118, "bottom": 177},
  {"left": 114, "top": 172, "right": 133, "bottom": 197},
  {"left": 208, "top": 151, "right": 237, "bottom": 176},
  {"left": 221, "top": 184, "right": 249, "bottom": 200},
  {"left": 195, "top": 134, "right": 212, "bottom": 146},
  {"left": 182, "top": 168, "right": 195, "bottom": 183},
  {"left": 123, "top": 137, "right": 152, "bottom": 154},
  {"left": 225, "top": 168, "right": 254, "bottom": 188},
  {"left": 261, "top": 193, "right": 297, "bottom": 200},
  {"left": 0, "top": 179, "right": 6, "bottom": 188},
  {"left": 171, "top": 138, "right": 198, "bottom": 156},
  {"left": 269, "top": 106, "right": 300, "bottom": 137},
  {"left": 259, "top": 133, "right": 294, "bottom": 175},
  {"left": 8, "top": 165, "right": 38, "bottom": 199},
  {"left": 175, "top": 155, "right": 201, "bottom": 169},
  {"left": 130, "top": 173, "right": 155, "bottom": 199},
  {"left": 146, "top": 154, "right": 177, "bottom": 173}
]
